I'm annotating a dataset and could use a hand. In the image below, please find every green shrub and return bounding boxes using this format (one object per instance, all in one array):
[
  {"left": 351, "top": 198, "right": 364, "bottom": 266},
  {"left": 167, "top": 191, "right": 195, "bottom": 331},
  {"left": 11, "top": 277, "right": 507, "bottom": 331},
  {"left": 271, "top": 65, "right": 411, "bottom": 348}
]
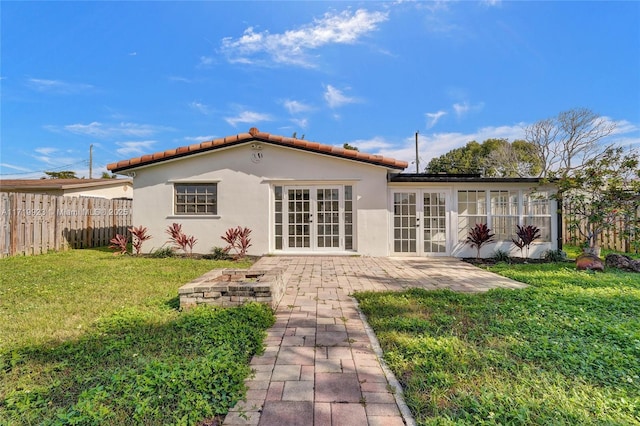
[
  {"left": 543, "top": 249, "right": 567, "bottom": 262},
  {"left": 209, "top": 246, "right": 231, "bottom": 260},
  {"left": 492, "top": 249, "right": 511, "bottom": 263},
  {"left": 149, "top": 246, "right": 175, "bottom": 258}
]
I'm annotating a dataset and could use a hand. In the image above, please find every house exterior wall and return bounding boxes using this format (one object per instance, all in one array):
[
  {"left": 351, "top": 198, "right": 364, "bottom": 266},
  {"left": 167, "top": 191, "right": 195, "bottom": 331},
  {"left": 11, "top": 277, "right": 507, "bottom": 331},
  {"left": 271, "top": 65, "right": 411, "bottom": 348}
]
[
  {"left": 63, "top": 183, "right": 133, "bottom": 199},
  {"left": 128, "top": 142, "right": 390, "bottom": 256},
  {"left": 0, "top": 182, "right": 132, "bottom": 199},
  {"left": 387, "top": 181, "right": 557, "bottom": 258}
]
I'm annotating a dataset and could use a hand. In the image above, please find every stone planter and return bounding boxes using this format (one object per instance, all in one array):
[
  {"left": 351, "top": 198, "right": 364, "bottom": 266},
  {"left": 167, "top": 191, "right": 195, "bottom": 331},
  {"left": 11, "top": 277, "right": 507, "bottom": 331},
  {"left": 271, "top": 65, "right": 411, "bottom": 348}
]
[{"left": 178, "top": 268, "right": 284, "bottom": 310}]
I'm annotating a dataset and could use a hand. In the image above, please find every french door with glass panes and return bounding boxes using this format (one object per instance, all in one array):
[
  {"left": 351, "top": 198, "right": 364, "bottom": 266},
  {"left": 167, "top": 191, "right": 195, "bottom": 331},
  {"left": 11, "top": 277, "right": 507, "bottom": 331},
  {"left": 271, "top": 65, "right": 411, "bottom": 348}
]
[
  {"left": 392, "top": 190, "right": 449, "bottom": 255},
  {"left": 277, "top": 186, "right": 353, "bottom": 252}
]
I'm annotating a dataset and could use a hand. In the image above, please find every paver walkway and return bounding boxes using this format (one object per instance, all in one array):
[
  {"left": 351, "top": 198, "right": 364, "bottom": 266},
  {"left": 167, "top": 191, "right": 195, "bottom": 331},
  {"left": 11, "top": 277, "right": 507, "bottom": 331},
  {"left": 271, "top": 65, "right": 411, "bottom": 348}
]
[{"left": 223, "top": 257, "right": 526, "bottom": 426}]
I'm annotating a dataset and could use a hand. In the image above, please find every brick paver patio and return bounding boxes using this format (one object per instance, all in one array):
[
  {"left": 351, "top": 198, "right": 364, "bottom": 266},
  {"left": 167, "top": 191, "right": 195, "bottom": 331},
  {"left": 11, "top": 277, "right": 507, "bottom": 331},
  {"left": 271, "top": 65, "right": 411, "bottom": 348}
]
[{"left": 223, "top": 256, "right": 526, "bottom": 426}]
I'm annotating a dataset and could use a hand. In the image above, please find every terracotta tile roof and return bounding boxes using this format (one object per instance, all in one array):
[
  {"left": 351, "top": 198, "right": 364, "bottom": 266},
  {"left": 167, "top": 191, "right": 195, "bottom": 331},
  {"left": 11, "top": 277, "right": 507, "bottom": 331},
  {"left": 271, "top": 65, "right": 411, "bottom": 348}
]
[{"left": 107, "top": 127, "right": 408, "bottom": 172}]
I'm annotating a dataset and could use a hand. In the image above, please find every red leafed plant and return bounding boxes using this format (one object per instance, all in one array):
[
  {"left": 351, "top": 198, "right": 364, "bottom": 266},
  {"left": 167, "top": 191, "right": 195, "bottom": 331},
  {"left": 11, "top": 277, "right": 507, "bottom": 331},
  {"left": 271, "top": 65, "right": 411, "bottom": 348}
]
[
  {"left": 109, "top": 233, "right": 129, "bottom": 255},
  {"left": 221, "top": 226, "right": 252, "bottom": 260},
  {"left": 512, "top": 224, "right": 541, "bottom": 259},
  {"left": 166, "top": 223, "right": 197, "bottom": 256},
  {"left": 466, "top": 223, "right": 496, "bottom": 259},
  {"left": 129, "top": 225, "right": 152, "bottom": 255}
]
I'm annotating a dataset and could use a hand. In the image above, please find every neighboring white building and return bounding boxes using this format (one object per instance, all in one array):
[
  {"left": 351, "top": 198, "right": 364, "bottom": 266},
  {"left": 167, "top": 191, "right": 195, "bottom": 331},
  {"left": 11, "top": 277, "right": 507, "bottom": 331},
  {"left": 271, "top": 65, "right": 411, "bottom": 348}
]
[
  {"left": 0, "top": 178, "right": 133, "bottom": 199},
  {"left": 107, "top": 127, "right": 557, "bottom": 258}
]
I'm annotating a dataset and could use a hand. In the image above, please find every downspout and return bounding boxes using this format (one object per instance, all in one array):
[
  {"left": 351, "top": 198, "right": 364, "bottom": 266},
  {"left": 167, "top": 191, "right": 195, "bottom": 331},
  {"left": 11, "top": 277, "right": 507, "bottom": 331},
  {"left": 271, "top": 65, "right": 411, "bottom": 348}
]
[{"left": 557, "top": 196, "right": 563, "bottom": 250}]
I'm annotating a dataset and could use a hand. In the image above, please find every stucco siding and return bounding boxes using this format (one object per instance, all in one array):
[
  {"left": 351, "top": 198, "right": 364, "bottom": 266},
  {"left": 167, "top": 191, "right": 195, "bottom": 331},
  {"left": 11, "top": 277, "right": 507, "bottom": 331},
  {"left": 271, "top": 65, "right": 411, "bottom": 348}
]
[
  {"left": 64, "top": 183, "right": 133, "bottom": 199},
  {"left": 129, "top": 143, "right": 390, "bottom": 256}
]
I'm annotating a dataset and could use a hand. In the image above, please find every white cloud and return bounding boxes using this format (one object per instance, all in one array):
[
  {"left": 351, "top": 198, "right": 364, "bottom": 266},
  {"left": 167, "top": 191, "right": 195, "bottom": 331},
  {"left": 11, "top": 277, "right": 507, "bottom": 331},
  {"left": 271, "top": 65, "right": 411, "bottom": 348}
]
[
  {"left": 346, "top": 124, "right": 527, "bottom": 168},
  {"left": 608, "top": 118, "right": 639, "bottom": 135},
  {"left": 290, "top": 118, "right": 309, "bottom": 128},
  {"left": 115, "top": 141, "right": 157, "bottom": 156},
  {"left": 35, "top": 147, "right": 58, "bottom": 156},
  {"left": 169, "top": 76, "right": 192, "bottom": 83},
  {"left": 27, "top": 78, "right": 94, "bottom": 94},
  {"left": 342, "top": 136, "right": 394, "bottom": 152},
  {"left": 198, "top": 56, "right": 214, "bottom": 67},
  {"left": 220, "top": 8, "right": 388, "bottom": 67},
  {"left": 453, "top": 101, "right": 485, "bottom": 118},
  {"left": 425, "top": 110, "right": 447, "bottom": 128},
  {"left": 324, "top": 85, "right": 358, "bottom": 108},
  {"left": 183, "top": 135, "right": 216, "bottom": 142},
  {"left": 224, "top": 111, "right": 273, "bottom": 127},
  {"left": 453, "top": 102, "right": 470, "bottom": 117},
  {"left": 189, "top": 101, "right": 211, "bottom": 115},
  {"left": 0, "top": 163, "right": 33, "bottom": 172},
  {"left": 47, "top": 122, "right": 172, "bottom": 138},
  {"left": 283, "top": 99, "right": 312, "bottom": 114}
]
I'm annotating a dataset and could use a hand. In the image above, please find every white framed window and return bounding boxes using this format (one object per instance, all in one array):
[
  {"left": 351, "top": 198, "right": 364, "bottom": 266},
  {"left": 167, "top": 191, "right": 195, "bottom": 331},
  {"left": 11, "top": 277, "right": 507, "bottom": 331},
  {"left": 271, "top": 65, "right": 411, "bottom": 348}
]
[
  {"left": 524, "top": 191, "right": 551, "bottom": 241},
  {"left": 490, "top": 190, "right": 519, "bottom": 240},
  {"left": 457, "top": 189, "right": 552, "bottom": 242},
  {"left": 174, "top": 183, "right": 217, "bottom": 215},
  {"left": 457, "top": 190, "right": 487, "bottom": 241}
]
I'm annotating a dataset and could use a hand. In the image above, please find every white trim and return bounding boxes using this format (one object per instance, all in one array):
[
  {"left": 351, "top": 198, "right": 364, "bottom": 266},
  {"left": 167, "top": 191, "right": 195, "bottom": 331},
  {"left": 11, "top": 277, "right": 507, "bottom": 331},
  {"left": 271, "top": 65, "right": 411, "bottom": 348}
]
[
  {"left": 167, "top": 179, "right": 221, "bottom": 183},
  {"left": 166, "top": 215, "right": 221, "bottom": 219},
  {"left": 262, "top": 179, "right": 361, "bottom": 184}
]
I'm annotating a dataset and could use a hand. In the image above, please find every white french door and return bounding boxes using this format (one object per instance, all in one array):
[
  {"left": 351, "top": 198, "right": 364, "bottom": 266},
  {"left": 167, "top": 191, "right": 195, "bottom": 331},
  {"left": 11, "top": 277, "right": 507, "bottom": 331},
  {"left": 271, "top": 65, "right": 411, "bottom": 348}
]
[
  {"left": 284, "top": 186, "right": 344, "bottom": 251},
  {"left": 392, "top": 190, "right": 450, "bottom": 256}
]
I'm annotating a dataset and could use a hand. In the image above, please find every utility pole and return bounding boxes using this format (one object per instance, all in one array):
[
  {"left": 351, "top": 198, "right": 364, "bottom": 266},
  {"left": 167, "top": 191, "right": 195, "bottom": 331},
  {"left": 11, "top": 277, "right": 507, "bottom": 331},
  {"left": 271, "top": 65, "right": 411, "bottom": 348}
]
[
  {"left": 89, "top": 144, "right": 93, "bottom": 179},
  {"left": 415, "top": 131, "right": 419, "bottom": 173}
]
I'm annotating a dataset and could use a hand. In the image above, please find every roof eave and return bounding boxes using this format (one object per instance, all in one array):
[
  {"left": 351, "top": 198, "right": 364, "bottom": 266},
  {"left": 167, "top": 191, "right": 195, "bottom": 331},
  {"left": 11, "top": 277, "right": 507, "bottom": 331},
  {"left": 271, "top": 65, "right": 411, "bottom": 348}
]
[{"left": 109, "top": 138, "right": 407, "bottom": 173}]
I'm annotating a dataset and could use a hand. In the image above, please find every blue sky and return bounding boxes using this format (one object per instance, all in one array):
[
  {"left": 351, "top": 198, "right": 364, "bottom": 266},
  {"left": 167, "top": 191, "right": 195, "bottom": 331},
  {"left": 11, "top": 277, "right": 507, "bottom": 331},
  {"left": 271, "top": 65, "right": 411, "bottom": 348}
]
[{"left": 1, "top": 1, "right": 639, "bottom": 178}]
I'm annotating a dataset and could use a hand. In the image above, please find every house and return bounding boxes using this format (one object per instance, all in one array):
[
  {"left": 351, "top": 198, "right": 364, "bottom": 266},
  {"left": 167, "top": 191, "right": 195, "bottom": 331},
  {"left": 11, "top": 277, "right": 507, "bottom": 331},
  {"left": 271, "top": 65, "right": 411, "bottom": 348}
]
[
  {"left": 0, "top": 178, "right": 133, "bottom": 199},
  {"left": 107, "top": 127, "right": 557, "bottom": 258}
]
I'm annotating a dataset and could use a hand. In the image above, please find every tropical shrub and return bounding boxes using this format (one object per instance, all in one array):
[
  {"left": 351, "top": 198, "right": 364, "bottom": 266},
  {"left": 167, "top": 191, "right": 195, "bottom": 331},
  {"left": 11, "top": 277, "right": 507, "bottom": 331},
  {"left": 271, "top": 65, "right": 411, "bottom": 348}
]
[
  {"left": 108, "top": 234, "right": 129, "bottom": 255},
  {"left": 221, "top": 227, "right": 253, "bottom": 260},
  {"left": 128, "top": 225, "right": 152, "bottom": 255},
  {"left": 166, "top": 223, "right": 197, "bottom": 255},
  {"left": 466, "top": 223, "right": 495, "bottom": 259},
  {"left": 512, "top": 225, "right": 541, "bottom": 258}
]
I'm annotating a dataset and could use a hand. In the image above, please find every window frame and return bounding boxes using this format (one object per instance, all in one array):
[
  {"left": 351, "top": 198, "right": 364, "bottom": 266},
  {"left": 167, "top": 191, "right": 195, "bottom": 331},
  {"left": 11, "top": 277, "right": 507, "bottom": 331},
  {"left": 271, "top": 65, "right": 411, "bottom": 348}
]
[
  {"left": 173, "top": 183, "right": 218, "bottom": 216},
  {"left": 457, "top": 188, "right": 552, "bottom": 243}
]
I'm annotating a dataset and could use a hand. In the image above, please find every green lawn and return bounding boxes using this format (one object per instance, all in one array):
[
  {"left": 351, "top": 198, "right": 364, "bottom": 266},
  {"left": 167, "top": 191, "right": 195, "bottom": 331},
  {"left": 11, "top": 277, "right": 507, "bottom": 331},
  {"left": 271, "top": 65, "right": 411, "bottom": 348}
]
[
  {"left": 355, "top": 262, "right": 640, "bottom": 425},
  {"left": 0, "top": 249, "right": 274, "bottom": 425}
]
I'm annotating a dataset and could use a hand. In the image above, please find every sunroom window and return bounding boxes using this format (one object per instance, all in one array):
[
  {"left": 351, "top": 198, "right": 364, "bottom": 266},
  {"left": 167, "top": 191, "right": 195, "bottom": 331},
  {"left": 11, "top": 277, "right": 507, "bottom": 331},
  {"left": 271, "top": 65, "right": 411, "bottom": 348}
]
[{"left": 457, "top": 190, "right": 487, "bottom": 241}]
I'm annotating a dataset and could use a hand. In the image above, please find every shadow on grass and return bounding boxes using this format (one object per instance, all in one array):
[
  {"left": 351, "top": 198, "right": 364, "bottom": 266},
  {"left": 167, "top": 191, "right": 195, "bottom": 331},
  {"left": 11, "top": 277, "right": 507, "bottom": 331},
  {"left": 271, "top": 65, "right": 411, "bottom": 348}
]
[{"left": 0, "top": 303, "right": 274, "bottom": 425}]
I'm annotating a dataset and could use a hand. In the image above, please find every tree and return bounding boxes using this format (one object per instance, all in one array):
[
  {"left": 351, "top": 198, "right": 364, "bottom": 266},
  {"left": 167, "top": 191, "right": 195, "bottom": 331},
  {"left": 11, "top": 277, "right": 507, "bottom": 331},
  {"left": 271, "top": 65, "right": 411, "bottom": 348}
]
[
  {"left": 558, "top": 146, "right": 640, "bottom": 255},
  {"left": 343, "top": 143, "right": 359, "bottom": 151},
  {"left": 44, "top": 171, "right": 78, "bottom": 179},
  {"left": 425, "top": 139, "right": 540, "bottom": 177},
  {"left": 426, "top": 141, "right": 483, "bottom": 174},
  {"left": 524, "top": 108, "right": 616, "bottom": 178},
  {"left": 101, "top": 172, "right": 116, "bottom": 179}
]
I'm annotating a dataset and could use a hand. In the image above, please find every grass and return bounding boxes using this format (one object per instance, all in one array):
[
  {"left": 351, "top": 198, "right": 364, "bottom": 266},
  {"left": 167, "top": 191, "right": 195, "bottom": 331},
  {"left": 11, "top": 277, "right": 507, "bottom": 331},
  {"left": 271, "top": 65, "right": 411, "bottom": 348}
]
[
  {"left": 355, "top": 262, "right": 640, "bottom": 425},
  {"left": 0, "top": 249, "right": 274, "bottom": 425}
]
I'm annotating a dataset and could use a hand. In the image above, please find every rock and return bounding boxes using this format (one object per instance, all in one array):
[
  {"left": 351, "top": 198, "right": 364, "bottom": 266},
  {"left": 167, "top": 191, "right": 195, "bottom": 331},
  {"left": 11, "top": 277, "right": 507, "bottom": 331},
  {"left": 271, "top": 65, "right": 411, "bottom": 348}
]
[
  {"left": 605, "top": 253, "right": 640, "bottom": 272},
  {"left": 576, "top": 253, "right": 605, "bottom": 272}
]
